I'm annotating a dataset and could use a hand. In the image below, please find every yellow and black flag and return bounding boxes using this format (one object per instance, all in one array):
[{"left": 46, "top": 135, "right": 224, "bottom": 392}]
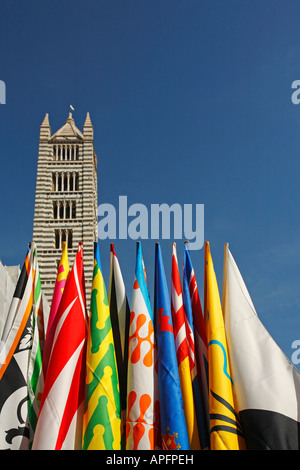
[{"left": 204, "top": 242, "right": 245, "bottom": 450}]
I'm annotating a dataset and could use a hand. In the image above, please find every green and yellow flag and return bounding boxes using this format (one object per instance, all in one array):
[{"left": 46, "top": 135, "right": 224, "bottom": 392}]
[
  {"left": 82, "top": 242, "right": 121, "bottom": 450},
  {"left": 204, "top": 242, "right": 245, "bottom": 450}
]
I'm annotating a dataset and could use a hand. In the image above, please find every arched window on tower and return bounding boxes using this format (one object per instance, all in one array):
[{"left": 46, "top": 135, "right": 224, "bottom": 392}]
[
  {"left": 72, "top": 201, "right": 76, "bottom": 219},
  {"left": 58, "top": 174, "right": 62, "bottom": 192},
  {"left": 55, "top": 229, "right": 60, "bottom": 249},
  {"left": 61, "top": 229, "right": 67, "bottom": 245},
  {"left": 69, "top": 174, "right": 74, "bottom": 191},
  {"left": 74, "top": 145, "right": 79, "bottom": 160},
  {"left": 54, "top": 201, "right": 77, "bottom": 219},
  {"left": 53, "top": 201, "right": 58, "bottom": 219},
  {"left": 68, "top": 230, "right": 73, "bottom": 249},
  {"left": 66, "top": 202, "right": 70, "bottom": 219},
  {"left": 54, "top": 229, "right": 73, "bottom": 250},
  {"left": 59, "top": 202, "right": 64, "bottom": 220}
]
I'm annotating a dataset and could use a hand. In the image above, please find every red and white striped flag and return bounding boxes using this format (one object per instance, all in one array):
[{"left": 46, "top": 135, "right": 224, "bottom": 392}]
[
  {"left": 183, "top": 244, "right": 210, "bottom": 449},
  {"left": 43, "top": 242, "right": 69, "bottom": 376},
  {"left": 32, "top": 243, "right": 87, "bottom": 450},
  {"left": 171, "top": 243, "right": 200, "bottom": 449}
]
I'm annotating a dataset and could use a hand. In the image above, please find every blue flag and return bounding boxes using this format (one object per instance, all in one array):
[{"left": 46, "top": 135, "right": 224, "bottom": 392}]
[{"left": 154, "top": 243, "right": 189, "bottom": 450}]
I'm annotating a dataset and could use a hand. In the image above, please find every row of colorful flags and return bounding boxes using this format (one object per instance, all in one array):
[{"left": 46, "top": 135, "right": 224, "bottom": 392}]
[{"left": 0, "top": 239, "right": 300, "bottom": 450}]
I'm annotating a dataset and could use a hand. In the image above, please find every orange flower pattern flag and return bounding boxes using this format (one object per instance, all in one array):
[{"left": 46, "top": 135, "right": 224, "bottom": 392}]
[{"left": 125, "top": 242, "right": 160, "bottom": 450}]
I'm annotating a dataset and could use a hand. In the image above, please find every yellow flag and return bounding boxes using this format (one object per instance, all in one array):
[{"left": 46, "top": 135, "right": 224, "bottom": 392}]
[
  {"left": 204, "top": 242, "right": 245, "bottom": 450},
  {"left": 82, "top": 242, "right": 121, "bottom": 450}
]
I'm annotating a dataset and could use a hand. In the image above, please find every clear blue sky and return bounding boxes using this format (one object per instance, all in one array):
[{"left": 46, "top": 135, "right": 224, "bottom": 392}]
[{"left": 0, "top": 0, "right": 300, "bottom": 365}]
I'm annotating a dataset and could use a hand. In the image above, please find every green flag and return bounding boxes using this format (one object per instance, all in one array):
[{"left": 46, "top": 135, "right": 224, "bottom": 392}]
[
  {"left": 82, "top": 242, "right": 121, "bottom": 450},
  {"left": 27, "top": 243, "right": 48, "bottom": 448}
]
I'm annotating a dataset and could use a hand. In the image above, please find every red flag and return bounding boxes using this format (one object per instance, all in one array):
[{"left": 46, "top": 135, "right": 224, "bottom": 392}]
[
  {"left": 43, "top": 241, "right": 69, "bottom": 376},
  {"left": 171, "top": 243, "right": 200, "bottom": 449},
  {"left": 32, "top": 243, "right": 87, "bottom": 450}
]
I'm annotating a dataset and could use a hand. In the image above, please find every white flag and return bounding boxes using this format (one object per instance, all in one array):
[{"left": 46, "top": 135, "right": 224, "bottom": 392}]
[{"left": 222, "top": 243, "right": 300, "bottom": 449}]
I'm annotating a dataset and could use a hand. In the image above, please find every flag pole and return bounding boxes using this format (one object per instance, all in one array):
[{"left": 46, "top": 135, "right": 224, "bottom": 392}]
[{"left": 222, "top": 243, "right": 229, "bottom": 313}]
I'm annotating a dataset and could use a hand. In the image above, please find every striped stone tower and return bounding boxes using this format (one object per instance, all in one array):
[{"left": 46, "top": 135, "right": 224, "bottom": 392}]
[{"left": 32, "top": 110, "right": 98, "bottom": 304}]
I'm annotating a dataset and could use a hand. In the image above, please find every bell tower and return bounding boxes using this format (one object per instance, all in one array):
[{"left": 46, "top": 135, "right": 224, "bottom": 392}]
[{"left": 32, "top": 111, "right": 98, "bottom": 302}]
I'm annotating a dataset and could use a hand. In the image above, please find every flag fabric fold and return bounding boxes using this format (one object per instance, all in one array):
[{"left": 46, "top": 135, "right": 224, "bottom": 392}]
[
  {"left": 32, "top": 243, "right": 87, "bottom": 450},
  {"left": 108, "top": 243, "right": 130, "bottom": 438},
  {"left": 82, "top": 242, "right": 121, "bottom": 450},
  {"left": 126, "top": 242, "right": 160, "bottom": 450},
  {"left": 171, "top": 243, "right": 200, "bottom": 449},
  {"left": 204, "top": 241, "right": 245, "bottom": 450},
  {"left": 222, "top": 243, "right": 300, "bottom": 449},
  {"left": 0, "top": 243, "right": 46, "bottom": 449},
  {"left": 155, "top": 242, "right": 189, "bottom": 450},
  {"left": 27, "top": 245, "right": 49, "bottom": 446},
  {"left": 43, "top": 241, "right": 69, "bottom": 375},
  {"left": 183, "top": 244, "right": 210, "bottom": 448},
  {"left": 3, "top": 239, "right": 300, "bottom": 451}
]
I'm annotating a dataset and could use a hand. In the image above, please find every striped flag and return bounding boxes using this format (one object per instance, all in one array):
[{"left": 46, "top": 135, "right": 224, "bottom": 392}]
[
  {"left": 155, "top": 242, "right": 189, "bottom": 450},
  {"left": 126, "top": 242, "right": 160, "bottom": 450},
  {"left": 43, "top": 241, "right": 69, "bottom": 375},
  {"left": 0, "top": 243, "right": 46, "bottom": 449},
  {"left": 32, "top": 243, "right": 87, "bottom": 450},
  {"left": 82, "top": 242, "right": 121, "bottom": 450},
  {"left": 183, "top": 244, "right": 210, "bottom": 447},
  {"left": 204, "top": 241, "right": 245, "bottom": 450},
  {"left": 171, "top": 243, "right": 200, "bottom": 449},
  {"left": 108, "top": 243, "right": 130, "bottom": 445}
]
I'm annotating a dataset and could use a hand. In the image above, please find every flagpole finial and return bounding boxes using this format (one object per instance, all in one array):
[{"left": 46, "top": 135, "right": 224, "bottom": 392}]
[
  {"left": 110, "top": 243, "right": 117, "bottom": 256},
  {"left": 68, "top": 104, "right": 75, "bottom": 118}
]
